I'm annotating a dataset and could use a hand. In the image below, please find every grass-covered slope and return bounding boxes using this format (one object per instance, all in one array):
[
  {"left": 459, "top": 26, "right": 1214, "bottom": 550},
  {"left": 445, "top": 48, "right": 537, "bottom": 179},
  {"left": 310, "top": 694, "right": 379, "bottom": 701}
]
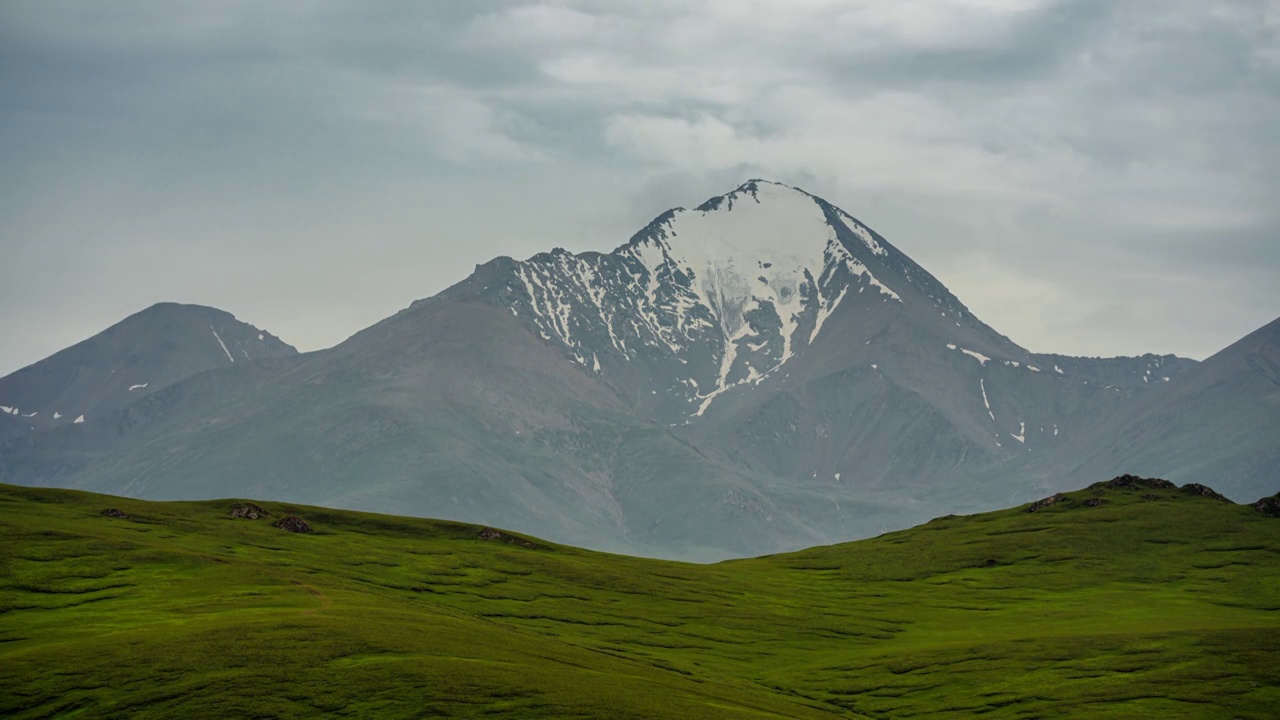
[{"left": 2, "top": 478, "right": 1278, "bottom": 719}]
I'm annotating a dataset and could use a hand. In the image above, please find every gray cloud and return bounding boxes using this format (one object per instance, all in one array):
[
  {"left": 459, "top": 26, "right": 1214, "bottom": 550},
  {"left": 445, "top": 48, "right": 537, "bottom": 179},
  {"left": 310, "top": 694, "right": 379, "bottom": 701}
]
[{"left": 1, "top": 0, "right": 1278, "bottom": 374}]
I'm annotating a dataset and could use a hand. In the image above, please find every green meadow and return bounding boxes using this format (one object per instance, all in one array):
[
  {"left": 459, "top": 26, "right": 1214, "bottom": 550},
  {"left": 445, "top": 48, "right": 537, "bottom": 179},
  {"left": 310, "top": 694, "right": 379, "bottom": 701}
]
[{"left": 2, "top": 478, "right": 1278, "bottom": 719}]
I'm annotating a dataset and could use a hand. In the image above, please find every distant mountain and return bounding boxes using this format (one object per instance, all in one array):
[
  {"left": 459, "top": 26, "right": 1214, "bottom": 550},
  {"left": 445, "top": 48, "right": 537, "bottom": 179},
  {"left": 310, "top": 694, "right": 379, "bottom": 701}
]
[
  {"left": 0, "top": 303, "right": 297, "bottom": 432},
  {"left": 1037, "top": 317, "right": 1280, "bottom": 501},
  {"left": 1, "top": 180, "right": 1270, "bottom": 560}
]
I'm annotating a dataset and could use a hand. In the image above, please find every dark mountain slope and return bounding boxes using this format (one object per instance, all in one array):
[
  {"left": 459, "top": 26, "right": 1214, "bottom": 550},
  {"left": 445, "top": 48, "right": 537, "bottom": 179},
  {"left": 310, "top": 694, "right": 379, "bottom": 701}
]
[{"left": 0, "top": 411, "right": 26, "bottom": 441}]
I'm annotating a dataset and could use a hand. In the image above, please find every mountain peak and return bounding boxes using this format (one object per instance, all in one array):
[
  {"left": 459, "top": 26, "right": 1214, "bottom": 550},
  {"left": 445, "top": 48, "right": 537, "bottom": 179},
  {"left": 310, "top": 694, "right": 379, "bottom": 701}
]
[
  {"left": 674, "top": 180, "right": 894, "bottom": 264},
  {"left": 454, "top": 180, "right": 936, "bottom": 422},
  {"left": 136, "top": 301, "right": 233, "bottom": 317},
  {"left": 692, "top": 178, "right": 808, "bottom": 213}
]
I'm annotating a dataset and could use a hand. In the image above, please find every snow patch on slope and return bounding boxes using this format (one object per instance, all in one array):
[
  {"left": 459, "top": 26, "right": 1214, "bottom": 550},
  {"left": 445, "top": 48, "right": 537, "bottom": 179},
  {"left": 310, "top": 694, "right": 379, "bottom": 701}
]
[
  {"left": 835, "top": 211, "right": 889, "bottom": 257},
  {"left": 809, "top": 286, "right": 848, "bottom": 344},
  {"left": 946, "top": 344, "right": 994, "bottom": 366},
  {"left": 211, "top": 327, "right": 235, "bottom": 363}
]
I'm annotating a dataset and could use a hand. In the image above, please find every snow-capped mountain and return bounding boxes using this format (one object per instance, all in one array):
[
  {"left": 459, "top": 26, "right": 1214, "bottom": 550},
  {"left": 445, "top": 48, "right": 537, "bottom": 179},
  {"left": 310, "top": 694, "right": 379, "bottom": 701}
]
[
  {"left": 447, "top": 180, "right": 1197, "bottom": 492},
  {"left": 531, "top": 183, "right": 896, "bottom": 413},
  {"left": 1, "top": 180, "right": 1269, "bottom": 561},
  {"left": 455, "top": 181, "right": 985, "bottom": 425}
]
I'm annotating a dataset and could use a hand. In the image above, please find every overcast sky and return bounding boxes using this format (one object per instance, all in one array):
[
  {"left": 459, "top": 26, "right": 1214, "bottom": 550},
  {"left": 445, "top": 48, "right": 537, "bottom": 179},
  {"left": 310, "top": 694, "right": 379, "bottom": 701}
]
[{"left": 2, "top": 0, "right": 1278, "bottom": 375}]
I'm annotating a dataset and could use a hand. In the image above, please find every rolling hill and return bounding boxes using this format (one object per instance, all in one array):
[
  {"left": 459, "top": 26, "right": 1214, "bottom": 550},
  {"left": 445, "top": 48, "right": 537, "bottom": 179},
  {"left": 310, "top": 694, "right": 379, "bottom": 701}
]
[{"left": 2, "top": 477, "right": 1278, "bottom": 718}]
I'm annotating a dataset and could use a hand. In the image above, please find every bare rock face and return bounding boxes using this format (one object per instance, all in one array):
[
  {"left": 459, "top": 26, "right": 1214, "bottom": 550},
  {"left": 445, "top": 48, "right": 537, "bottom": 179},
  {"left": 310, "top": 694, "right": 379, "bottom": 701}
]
[
  {"left": 477, "top": 527, "right": 537, "bottom": 548},
  {"left": 1178, "top": 483, "right": 1231, "bottom": 502},
  {"left": 1254, "top": 494, "right": 1280, "bottom": 517},
  {"left": 230, "top": 503, "right": 268, "bottom": 520},
  {"left": 1025, "top": 493, "right": 1066, "bottom": 512},
  {"left": 101, "top": 508, "right": 127, "bottom": 518},
  {"left": 273, "top": 516, "right": 312, "bottom": 533},
  {"left": 1092, "top": 475, "right": 1177, "bottom": 491}
]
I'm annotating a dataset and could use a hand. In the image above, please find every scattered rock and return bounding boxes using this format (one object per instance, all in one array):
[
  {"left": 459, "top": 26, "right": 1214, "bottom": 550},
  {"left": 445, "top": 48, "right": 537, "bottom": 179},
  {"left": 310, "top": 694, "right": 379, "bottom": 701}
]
[
  {"left": 1091, "top": 475, "right": 1176, "bottom": 491},
  {"left": 273, "top": 516, "right": 312, "bottom": 533},
  {"left": 477, "top": 527, "right": 538, "bottom": 548},
  {"left": 230, "top": 503, "right": 268, "bottom": 520},
  {"left": 1178, "top": 484, "right": 1231, "bottom": 502},
  {"left": 1254, "top": 494, "right": 1280, "bottom": 517},
  {"left": 1142, "top": 493, "right": 1163, "bottom": 501},
  {"left": 1025, "top": 494, "right": 1067, "bottom": 513},
  {"left": 984, "top": 558, "right": 998, "bottom": 567},
  {"left": 101, "top": 508, "right": 127, "bottom": 518},
  {"left": 1083, "top": 498, "right": 1105, "bottom": 507}
]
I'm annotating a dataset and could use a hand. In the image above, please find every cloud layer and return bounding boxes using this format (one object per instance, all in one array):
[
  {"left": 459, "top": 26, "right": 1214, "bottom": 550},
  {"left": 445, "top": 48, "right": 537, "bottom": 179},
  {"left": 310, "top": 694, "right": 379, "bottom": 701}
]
[{"left": 1, "top": 0, "right": 1277, "bottom": 373}]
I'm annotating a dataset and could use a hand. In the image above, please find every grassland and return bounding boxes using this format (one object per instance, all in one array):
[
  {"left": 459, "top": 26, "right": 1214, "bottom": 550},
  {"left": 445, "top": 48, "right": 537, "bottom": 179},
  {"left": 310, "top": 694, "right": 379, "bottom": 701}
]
[{"left": 2, "top": 478, "right": 1278, "bottom": 719}]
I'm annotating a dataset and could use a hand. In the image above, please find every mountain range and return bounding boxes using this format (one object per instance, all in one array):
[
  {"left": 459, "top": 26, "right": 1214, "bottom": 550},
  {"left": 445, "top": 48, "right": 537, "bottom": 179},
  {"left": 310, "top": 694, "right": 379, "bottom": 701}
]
[{"left": 1, "top": 180, "right": 1275, "bottom": 560}]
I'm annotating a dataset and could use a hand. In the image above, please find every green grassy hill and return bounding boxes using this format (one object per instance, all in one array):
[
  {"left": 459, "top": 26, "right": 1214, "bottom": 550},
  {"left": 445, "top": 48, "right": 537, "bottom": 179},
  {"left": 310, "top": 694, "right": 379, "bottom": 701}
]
[{"left": 2, "top": 478, "right": 1278, "bottom": 719}]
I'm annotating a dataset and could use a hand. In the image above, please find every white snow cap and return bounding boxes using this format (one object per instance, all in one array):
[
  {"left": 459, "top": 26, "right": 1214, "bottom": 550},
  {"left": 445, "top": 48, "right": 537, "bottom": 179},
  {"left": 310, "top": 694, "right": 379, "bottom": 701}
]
[{"left": 648, "top": 181, "right": 901, "bottom": 414}]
